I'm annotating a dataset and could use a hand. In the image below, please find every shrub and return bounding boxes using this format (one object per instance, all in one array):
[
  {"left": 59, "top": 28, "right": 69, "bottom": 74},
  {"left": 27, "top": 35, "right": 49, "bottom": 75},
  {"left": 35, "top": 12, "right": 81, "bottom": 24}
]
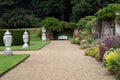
[
  {"left": 98, "top": 43, "right": 107, "bottom": 59},
  {"left": 80, "top": 39, "right": 90, "bottom": 49},
  {"left": 0, "top": 30, "right": 5, "bottom": 46},
  {"left": 102, "top": 49, "right": 120, "bottom": 79},
  {"left": 85, "top": 46, "right": 100, "bottom": 59},
  {"left": 0, "top": 30, "right": 30, "bottom": 46},
  {"left": 71, "top": 37, "right": 80, "bottom": 44},
  {"left": 77, "top": 16, "right": 95, "bottom": 29},
  {"left": 98, "top": 37, "right": 117, "bottom": 59},
  {"left": 79, "top": 32, "right": 93, "bottom": 44},
  {"left": 105, "top": 52, "right": 120, "bottom": 72},
  {"left": 41, "top": 17, "right": 63, "bottom": 31}
]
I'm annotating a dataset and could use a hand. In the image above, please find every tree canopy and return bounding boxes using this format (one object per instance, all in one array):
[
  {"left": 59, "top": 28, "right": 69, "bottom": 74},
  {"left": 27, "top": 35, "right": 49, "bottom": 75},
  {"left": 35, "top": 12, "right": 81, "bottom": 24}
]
[{"left": 0, "top": 0, "right": 120, "bottom": 28}]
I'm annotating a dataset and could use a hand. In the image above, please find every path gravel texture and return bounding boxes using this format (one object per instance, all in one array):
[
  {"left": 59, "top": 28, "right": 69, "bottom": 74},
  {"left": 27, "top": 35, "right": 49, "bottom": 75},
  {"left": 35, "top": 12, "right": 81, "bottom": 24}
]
[{"left": 0, "top": 41, "right": 114, "bottom": 80}]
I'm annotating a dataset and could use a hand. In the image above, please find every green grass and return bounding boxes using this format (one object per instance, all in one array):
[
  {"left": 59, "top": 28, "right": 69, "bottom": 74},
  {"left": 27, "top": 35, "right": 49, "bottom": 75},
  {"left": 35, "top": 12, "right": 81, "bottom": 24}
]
[
  {"left": 0, "top": 41, "right": 50, "bottom": 51},
  {"left": 0, "top": 54, "right": 30, "bottom": 75}
]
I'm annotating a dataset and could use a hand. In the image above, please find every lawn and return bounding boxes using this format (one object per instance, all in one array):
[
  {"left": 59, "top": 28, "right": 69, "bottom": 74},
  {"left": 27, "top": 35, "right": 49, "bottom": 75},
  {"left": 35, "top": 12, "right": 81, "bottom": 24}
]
[
  {"left": 0, "top": 54, "right": 30, "bottom": 75},
  {"left": 0, "top": 41, "right": 50, "bottom": 51}
]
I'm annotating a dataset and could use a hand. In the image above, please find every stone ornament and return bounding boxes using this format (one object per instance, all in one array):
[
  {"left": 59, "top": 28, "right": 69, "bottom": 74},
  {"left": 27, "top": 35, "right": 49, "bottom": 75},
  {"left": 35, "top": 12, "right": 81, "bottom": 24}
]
[
  {"left": 42, "top": 27, "right": 46, "bottom": 41},
  {"left": 23, "top": 31, "right": 29, "bottom": 49},
  {"left": 3, "top": 30, "right": 13, "bottom": 56}
]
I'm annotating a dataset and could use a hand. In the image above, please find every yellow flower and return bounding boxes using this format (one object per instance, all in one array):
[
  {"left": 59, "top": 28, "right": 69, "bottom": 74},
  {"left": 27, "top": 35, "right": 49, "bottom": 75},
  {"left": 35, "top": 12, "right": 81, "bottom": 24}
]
[{"left": 105, "top": 52, "right": 117, "bottom": 63}]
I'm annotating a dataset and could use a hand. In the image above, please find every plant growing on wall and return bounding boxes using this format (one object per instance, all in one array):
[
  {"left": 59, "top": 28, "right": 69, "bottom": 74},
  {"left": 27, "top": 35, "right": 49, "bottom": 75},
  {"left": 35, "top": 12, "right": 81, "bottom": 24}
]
[
  {"left": 95, "top": 4, "right": 120, "bottom": 21},
  {"left": 76, "top": 16, "right": 95, "bottom": 30}
]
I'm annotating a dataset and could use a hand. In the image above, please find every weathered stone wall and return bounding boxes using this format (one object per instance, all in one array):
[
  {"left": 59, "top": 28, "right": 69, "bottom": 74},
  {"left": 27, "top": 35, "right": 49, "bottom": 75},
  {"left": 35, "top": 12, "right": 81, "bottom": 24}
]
[{"left": 101, "top": 20, "right": 112, "bottom": 39}]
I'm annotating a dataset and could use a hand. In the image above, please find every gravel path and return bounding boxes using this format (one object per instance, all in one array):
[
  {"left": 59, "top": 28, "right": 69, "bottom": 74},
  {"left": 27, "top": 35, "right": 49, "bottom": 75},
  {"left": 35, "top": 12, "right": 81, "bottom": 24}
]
[{"left": 0, "top": 41, "right": 114, "bottom": 80}]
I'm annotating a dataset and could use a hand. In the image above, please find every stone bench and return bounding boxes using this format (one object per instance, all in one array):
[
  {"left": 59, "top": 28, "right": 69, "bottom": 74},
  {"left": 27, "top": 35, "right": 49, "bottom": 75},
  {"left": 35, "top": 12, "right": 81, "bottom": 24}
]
[{"left": 58, "top": 35, "right": 67, "bottom": 40}]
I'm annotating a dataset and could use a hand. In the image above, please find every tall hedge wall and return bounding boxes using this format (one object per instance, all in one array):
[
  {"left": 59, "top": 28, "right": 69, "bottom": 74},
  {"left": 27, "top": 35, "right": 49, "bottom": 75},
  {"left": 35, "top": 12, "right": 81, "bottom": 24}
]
[{"left": 0, "top": 30, "right": 30, "bottom": 46}]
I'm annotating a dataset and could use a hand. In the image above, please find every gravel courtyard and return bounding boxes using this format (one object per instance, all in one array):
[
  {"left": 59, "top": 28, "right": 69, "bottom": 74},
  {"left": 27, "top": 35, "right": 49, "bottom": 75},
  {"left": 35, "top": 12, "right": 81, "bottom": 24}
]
[{"left": 0, "top": 41, "right": 114, "bottom": 80}]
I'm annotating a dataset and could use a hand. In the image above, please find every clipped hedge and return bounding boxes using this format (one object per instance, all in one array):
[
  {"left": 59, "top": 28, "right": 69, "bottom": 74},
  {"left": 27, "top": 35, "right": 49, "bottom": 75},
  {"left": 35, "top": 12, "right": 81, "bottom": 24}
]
[{"left": 0, "top": 30, "right": 30, "bottom": 46}]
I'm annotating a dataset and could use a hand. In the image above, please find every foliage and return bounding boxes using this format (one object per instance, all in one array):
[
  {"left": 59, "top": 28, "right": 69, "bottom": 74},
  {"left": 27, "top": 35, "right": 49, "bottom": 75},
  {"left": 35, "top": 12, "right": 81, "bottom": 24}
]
[
  {"left": 71, "top": 37, "right": 80, "bottom": 44},
  {"left": 0, "top": 30, "right": 30, "bottom": 46},
  {"left": 85, "top": 46, "right": 100, "bottom": 59},
  {"left": 31, "top": 17, "right": 41, "bottom": 27},
  {"left": 80, "top": 39, "right": 90, "bottom": 49},
  {"left": 101, "top": 48, "right": 120, "bottom": 79},
  {"left": 32, "top": 0, "right": 71, "bottom": 21},
  {"left": 78, "top": 31, "right": 93, "bottom": 43},
  {"left": 80, "top": 43, "right": 90, "bottom": 49},
  {"left": 0, "top": 8, "right": 34, "bottom": 28},
  {"left": 97, "top": 37, "right": 119, "bottom": 59},
  {"left": 71, "top": 0, "right": 120, "bottom": 22},
  {"left": 116, "top": 15, "right": 120, "bottom": 24},
  {"left": 61, "top": 21, "right": 76, "bottom": 29},
  {"left": 41, "top": 17, "right": 63, "bottom": 31},
  {"left": 0, "top": 54, "right": 29, "bottom": 75},
  {"left": 80, "top": 39, "right": 88, "bottom": 45},
  {"left": 95, "top": 4, "right": 120, "bottom": 20},
  {"left": 71, "top": 1, "right": 92, "bottom": 22},
  {"left": 104, "top": 51, "right": 120, "bottom": 75},
  {"left": 0, "top": 0, "right": 120, "bottom": 25},
  {"left": 76, "top": 16, "right": 95, "bottom": 30}
]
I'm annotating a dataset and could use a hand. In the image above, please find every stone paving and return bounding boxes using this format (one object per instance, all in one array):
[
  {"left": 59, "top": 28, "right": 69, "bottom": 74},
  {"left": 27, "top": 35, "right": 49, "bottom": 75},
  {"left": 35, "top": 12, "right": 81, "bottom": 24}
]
[{"left": 0, "top": 41, "right": 114, "bottom": 80}]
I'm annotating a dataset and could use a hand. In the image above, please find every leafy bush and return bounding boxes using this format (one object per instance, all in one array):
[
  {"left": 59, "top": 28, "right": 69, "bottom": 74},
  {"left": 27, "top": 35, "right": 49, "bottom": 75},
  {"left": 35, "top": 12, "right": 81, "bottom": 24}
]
[
  {"left": 41, "top": 17, "right": 63, "bottom": 31},
  {"left": 80, "top": 39, "right": 90, "bottom": 49},
  {"left": 98, "top": 43, "right": 107, "bottom": 59},
  {"left": 85, "top": 46, "right": 100, "bottom": 59},
  {"left": 0, "top": 30, "right": 30, "bottom": 46},
  {"left": 79, "top": 31, "right": 93, "bottom": 43},
  {"left": 102, "top": 48, "right": 120, "bottom": 79},
  {"left": 77, "top": 16, "right": 95, "bottom": 29},
  {"left": 71, "top": 37, "right": 80, "bottom": 44},
  {"left": 61, "top": 21, "right": 76, "bottom": 29},
  {"left": 95, "top": 4, "right": 120, "bottom": 20},
  {"left": 98, "top": 37, "right": 117, "bottom": 59}
]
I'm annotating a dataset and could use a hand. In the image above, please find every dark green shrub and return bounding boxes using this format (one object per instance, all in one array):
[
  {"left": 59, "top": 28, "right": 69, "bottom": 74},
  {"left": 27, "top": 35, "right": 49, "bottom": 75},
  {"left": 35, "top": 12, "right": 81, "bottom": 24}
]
[
  {"left": 0, "top": 30, "right": 30, "bottom": 46},
  {"left": 0, "top": 30, "right": 5, "bottom": 46}
]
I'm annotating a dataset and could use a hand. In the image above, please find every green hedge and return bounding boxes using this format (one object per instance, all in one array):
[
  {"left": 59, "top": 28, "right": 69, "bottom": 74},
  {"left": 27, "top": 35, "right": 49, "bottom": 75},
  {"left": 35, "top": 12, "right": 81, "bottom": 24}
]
[{"left": 0, "top": 30, "right": 30, "bottom": 46}]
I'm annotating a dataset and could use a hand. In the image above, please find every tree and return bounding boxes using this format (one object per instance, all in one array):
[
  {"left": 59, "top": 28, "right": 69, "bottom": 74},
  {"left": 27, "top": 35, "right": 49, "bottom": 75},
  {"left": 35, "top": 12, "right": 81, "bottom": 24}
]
[
  {"left": 0, "top": 8, "right": 34, "bottom": 28},
  {"left": 71, "top": 0, "right": 120, "bottom": 22},
  {"left": 31, "top": 0, "right": 71, "bottom": 21}
]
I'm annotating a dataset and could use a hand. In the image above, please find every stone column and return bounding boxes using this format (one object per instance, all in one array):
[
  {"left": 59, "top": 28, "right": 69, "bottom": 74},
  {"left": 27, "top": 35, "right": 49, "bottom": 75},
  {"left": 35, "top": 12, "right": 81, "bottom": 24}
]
[
  {"left": 73, "top": 28, "right": 79, "bottom": 37},
  {"left": 101, "top": 20, "right": 112, "bottom": 39},
  {"left": 115, "top": 12, "right": 120, "bottom": 37}
]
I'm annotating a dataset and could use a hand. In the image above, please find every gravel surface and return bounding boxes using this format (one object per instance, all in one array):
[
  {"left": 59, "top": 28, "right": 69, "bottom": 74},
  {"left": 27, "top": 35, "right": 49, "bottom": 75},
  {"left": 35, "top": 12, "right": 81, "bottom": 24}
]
[{"left": 0, "top": 41, "right": 115, "bottom": 80}]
